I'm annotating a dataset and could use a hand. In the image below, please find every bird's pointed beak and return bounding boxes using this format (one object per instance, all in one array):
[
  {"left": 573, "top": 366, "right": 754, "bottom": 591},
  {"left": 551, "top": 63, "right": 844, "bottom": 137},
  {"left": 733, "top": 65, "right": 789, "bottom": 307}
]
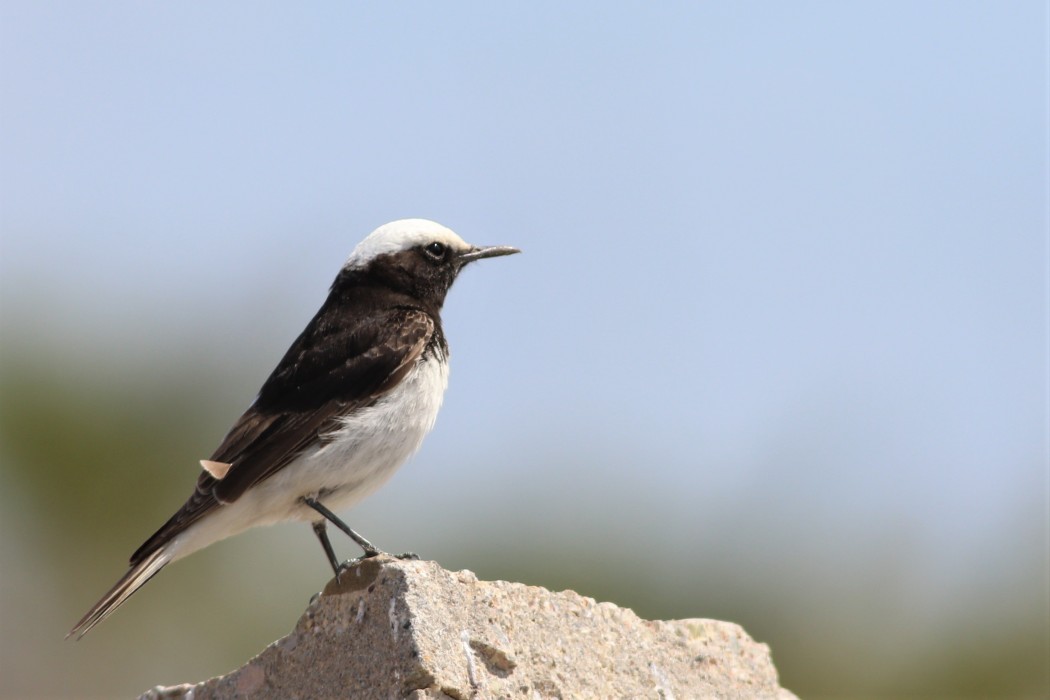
[{"left": 457, "top": 245, "right": 521, "bottom": 264}]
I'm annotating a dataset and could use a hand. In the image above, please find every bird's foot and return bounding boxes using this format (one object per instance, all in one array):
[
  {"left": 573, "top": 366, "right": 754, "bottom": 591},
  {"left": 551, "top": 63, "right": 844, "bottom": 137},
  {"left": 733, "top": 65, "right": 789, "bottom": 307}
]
[
  {"left": 333, "top": 557, "right": 364, "bottom": 583},
  {"left": 336, "top": 554, "right": 373, "bottom": 579},
  {"left": 334, "top": 550, "right": 417, "bottom": 576}
]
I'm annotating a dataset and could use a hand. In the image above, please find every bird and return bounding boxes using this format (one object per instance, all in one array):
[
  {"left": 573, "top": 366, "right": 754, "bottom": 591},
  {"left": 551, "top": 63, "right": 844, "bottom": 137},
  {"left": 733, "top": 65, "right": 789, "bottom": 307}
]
[{"left": 68, "top": 218, "right": 520, "bottom": 639}]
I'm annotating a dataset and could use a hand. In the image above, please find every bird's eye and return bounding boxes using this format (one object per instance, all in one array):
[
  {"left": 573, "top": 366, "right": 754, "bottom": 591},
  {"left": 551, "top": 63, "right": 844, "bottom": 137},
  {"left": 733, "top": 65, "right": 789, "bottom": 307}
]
[{"left": 424, "top": 242, "right": 447, "bottom": 261}]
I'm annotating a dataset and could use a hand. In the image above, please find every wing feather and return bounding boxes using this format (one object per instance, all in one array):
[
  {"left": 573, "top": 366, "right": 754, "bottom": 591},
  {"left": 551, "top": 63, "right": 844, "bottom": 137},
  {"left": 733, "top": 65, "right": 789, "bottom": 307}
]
[{"left": 130, "top": 307, "right": 433, "bottom": 565}]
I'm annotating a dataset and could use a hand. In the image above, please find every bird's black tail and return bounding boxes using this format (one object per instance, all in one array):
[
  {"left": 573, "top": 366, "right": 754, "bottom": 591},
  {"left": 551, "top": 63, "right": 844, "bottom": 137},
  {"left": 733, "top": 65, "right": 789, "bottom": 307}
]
[{"left": 67, "top": 546, "right": 172, "bottom": 640}]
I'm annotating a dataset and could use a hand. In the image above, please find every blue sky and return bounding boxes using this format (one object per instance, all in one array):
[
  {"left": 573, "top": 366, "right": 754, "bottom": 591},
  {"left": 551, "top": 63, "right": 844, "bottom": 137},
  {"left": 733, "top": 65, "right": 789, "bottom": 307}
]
[{"left": 1, "top": 2, "right": 1047, "bottom": 697}]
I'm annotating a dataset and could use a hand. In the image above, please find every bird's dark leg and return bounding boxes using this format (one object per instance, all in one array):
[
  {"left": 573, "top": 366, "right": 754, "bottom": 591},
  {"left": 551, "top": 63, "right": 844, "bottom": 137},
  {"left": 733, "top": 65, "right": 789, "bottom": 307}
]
[
  {"left": 311, "top": 520, "right": 342, "bottom": 578},
  {"left": 301, "top": 497, "right": 381, "bottom": 558}
]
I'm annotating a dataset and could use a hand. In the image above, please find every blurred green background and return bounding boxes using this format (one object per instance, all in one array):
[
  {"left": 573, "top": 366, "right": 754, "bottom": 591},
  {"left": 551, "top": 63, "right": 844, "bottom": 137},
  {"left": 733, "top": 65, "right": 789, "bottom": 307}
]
[{"left": 1, "top": 2, "right": 1047, "bottom": 698}]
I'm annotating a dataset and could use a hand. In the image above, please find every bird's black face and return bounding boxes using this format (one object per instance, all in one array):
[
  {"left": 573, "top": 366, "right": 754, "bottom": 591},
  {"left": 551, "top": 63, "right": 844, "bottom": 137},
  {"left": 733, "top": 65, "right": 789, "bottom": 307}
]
[
  {"left": 362, "top": 240, "right": 519, "bottom": 309},
  {"left": 402, "top": 241, "right": 460, "bottom": 302},
  {"left": 417, "top": 240, "right": 521, "bottom": 272}
]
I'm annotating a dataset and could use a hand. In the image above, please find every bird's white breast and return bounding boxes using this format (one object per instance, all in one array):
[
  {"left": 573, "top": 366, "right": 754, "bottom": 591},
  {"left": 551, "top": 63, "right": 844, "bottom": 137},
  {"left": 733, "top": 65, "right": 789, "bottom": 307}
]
[{"left": 304, "top": 349, "right": 451, "bottom": 510}]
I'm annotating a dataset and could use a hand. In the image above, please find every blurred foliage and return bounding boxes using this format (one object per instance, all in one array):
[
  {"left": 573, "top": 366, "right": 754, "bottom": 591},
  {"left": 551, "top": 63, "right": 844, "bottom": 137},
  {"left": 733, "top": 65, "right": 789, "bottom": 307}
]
[
  {"left": 0, "top": 350, "right": 240, "bottom": 566},
  {"left": 1, "top": 345, "right": 1046, "bottom": 699}
]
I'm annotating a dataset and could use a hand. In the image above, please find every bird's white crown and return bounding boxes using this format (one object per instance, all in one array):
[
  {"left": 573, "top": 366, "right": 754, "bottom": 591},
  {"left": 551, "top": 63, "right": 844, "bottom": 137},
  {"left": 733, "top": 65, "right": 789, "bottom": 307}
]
[{"left": 345, "top": 219, "right": 469, "bottom": 269}]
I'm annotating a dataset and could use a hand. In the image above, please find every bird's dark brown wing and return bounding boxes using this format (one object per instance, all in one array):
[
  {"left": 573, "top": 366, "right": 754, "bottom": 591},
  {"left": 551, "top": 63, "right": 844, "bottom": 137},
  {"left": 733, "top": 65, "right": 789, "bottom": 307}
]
[{"left": 130, "top": 306, "right": 434, "bottom": 565}]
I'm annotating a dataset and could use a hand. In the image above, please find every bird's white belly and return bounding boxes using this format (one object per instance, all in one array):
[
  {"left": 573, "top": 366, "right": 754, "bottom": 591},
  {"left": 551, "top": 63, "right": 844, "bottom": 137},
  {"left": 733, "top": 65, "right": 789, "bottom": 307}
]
[{"left": 172, "top": 353, "right": 449, "bottom": 560}]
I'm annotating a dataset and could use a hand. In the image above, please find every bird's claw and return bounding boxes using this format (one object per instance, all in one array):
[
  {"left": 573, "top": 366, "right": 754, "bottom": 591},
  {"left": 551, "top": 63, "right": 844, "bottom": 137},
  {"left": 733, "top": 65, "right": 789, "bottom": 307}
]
[{"left": 333, "top": 550, "right": 418, "bottom": 582}]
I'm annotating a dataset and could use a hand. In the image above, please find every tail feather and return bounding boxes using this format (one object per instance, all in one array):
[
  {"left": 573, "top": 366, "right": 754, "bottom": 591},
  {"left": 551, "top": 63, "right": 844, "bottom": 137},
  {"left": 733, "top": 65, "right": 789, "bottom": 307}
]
[{"left": 67, "top": 547, "right": 172, "bottom": 640}]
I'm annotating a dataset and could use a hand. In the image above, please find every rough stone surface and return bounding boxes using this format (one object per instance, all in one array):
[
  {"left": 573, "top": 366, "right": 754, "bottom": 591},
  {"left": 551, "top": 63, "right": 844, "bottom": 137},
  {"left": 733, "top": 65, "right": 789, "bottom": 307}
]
[{"left": 140, "top": 557, "right": 796, "bottom": 699}]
